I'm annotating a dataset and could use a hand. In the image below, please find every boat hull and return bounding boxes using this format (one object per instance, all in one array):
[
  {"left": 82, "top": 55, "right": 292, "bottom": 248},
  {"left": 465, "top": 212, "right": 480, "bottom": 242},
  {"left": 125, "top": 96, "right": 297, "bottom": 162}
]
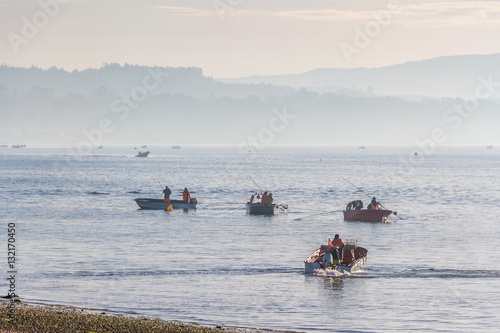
[
  {"left": 246, "top": 203, "right": 277, "bottom": 215},
  {"left": 134, "top": 198, "right": 197, "bottom": 210},
  {"left": 343, "top": 209, "right": 393, "bottom": 222},
  {"left": 135, "top": 151, "right": 150, "bottom": 157}
]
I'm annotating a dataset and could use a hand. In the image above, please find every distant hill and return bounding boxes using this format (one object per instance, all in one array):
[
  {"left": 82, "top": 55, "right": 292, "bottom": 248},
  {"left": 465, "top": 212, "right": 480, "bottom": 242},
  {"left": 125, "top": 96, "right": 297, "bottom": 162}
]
[
  {"left": 0, "top": 64, "right": 294, "bottom": 100},
  {"left": 219, "top": 54, "right": 500, "bottom": 99},
  {"left": 0, "top": 60, "right": 498, "bottom": 145}
]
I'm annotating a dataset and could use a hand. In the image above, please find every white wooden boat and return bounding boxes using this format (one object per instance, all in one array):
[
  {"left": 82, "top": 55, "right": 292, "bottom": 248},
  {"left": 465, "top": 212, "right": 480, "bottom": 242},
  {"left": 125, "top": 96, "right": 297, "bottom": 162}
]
[
  {"left": 304, "top": 239, "right": 368, "bottom": 274},
  {"left": 134, "top": 198, "right": 197, "bottom": 210},
  {"left": 246, "top": 203, "right": 277, "bottom": 215}
]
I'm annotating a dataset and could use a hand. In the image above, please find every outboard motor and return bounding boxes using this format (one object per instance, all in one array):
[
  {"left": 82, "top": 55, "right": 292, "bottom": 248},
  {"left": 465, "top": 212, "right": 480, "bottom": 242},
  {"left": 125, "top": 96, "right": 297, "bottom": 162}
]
[{"left": 323, "top": 252, "right": 333, "bottom": 268}]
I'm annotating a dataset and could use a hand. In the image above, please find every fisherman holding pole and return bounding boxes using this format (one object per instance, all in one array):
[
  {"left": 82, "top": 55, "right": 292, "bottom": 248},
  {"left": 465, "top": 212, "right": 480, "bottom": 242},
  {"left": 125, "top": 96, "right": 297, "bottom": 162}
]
[{"left": 163, "top": 185, "right": 171, "bottom": 203}]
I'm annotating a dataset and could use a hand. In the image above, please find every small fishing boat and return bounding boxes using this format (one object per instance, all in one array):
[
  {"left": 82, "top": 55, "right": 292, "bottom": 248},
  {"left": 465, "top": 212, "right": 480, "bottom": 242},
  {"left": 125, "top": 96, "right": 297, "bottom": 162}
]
[
  {"left": 487, "top": 145, "right": 493, "bottom": 149},
  {"left": 343, "top": 209, "right": 394, "bottom": 222},
  {"left": 304, "top": 239, "right": 368, "bottom": 274},
  {"left": 98, "top": 145, "right": 103, "bottom": 149},
  {"left": 246, "top": 202, "right": 278, "bottom": 215},
  {"left": 134, "top": 198, "right": 197, "bottom": 210},
  {"left": 172, "top": 145, "right": 181, "bottom": 149},
  {"left": 135, "top": 151, "right": 150, "bottom": 157},
  {"left": 12, "top": 144, "right": 26, "bottom": 148},
  {"left": 0, "top": 144, "right": 8, "bottom": 148}
]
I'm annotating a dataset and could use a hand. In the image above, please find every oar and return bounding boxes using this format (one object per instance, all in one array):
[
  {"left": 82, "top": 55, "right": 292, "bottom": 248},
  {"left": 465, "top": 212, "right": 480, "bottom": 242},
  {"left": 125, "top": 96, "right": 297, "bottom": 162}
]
[
  {"left": 294, "top": 210, "right": 343, "bottom": 221},
  {"left": 342, "top": 178, "right": 403, "bottom": 220},
  {"left": 202, "top": 202, "right": 247, "bottom": 205},
  {"left": 249, "top": 176, "right": 263, "bottom": 192}
]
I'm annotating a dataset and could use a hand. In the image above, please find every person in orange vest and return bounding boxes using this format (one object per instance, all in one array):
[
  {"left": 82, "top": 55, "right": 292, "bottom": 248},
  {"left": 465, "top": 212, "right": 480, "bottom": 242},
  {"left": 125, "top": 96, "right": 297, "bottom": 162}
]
[
  {"left": 328, "top": 234, "right": 344, "bottom": 265},
  {"left": 367, "top": 197, "right": 380, "bottom": 210},
  {"left": 260, "top": 191, "right": 268, "bottom": 203},
  {"left": 163, "top": 186, "right": 171, "bottom": 203},
  {"left": 331, "top": 234, "right": 344, "bottom": 248},
  {"left": 182, "top": 188, "right": 190, "bottom": 203},
  {"left": 249, "top": 193, "right": 255, "bottom": 203}
]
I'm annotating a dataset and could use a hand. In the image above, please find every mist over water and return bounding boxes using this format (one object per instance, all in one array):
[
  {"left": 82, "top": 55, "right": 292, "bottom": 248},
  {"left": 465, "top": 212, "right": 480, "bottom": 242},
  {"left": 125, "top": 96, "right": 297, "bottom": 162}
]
[{"left": 1, "top": 146, "right": 499, "bottom": 332}]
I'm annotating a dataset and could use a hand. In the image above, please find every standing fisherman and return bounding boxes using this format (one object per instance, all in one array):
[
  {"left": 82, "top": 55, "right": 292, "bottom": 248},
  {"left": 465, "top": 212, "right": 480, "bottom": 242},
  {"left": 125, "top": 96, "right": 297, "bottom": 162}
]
[
  {"left": 163, "top": 186, "right": 172, "bottom": 203},
  {"left": 261, "top": 191, "right": 268, "bottom": 204},
  {"left": 183, "top": 188, "right": 191, "bottom": 203}
]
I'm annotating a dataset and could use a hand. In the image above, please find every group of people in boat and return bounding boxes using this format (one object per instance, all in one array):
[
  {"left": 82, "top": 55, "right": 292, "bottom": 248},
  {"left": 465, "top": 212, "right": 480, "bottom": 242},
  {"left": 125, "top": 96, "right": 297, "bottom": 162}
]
[
  {"left": 248, "top": 191, "right": 274, "bottom": 204},
  {"left": 162, "top": 186, "right": 191, "bottom": 203},
  {"left": 346, "top": 197, "right": 381, "bottom": 210}
]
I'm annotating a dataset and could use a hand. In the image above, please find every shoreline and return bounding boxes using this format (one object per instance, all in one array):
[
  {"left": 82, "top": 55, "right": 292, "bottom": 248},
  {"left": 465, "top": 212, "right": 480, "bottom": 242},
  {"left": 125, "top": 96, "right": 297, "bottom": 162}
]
[{"left": 0, "top": 300, "right": 296, "bottom": 333}]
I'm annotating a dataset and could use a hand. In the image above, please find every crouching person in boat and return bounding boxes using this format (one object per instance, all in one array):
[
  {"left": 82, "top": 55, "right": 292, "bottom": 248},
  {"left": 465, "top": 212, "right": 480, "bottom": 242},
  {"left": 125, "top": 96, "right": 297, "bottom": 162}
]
[
  {"left": 264, "top": 192, "right": 274, "bottom": 204},
  {"left": 249, "top": 192, "right": 258, "bottom": 203},
  {"left": 328, "top": 234, "right": 344, "bottom": 266},
  {"left": 346, "top": 200, "right": 363, "bottom": 210},
  {"left": 367, "top": 197, "right": 380, "bottom": 210}
]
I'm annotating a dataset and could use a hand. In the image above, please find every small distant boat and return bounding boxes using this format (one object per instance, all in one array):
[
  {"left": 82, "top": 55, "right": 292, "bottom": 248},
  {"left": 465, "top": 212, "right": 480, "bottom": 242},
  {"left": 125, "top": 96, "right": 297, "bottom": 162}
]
[
  {"left": 142, "top": 145, "right": 147, "bottom": 148},
  {"left": 0, "top": 144, "right": 8, "bottom": 148},
  {"left": 135, "top": 151, "right": 150, "bottom": 157},
  {"left": 134, "top": 198, "right": 197, "bottom": 210},
  {"left": 487, "top": 145, "right": 493, "bottom": 149},
  {"left": 304, "top": 239, "right": 368, "bottom": 274},
  {"left": 172, "top": 145, "right": 181, "bottom": 149},
  {"left": 359, "top": 145, "right": 366, "bottom": 149},
  {"left": 246, "top": 202, "right": 278, "bottom": 215},
  {"left": 12, "top": 144, "right": 26, "bottom": 148},
  {"left": 98, "top": 145, "right": 103, "bottom": 149}
]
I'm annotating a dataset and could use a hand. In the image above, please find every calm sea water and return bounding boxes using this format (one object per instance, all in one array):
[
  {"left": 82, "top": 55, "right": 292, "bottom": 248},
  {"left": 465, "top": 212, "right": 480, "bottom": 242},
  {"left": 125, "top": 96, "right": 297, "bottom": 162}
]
[{"left": 1, "top": 146, "right": 499, "bottom": 332}]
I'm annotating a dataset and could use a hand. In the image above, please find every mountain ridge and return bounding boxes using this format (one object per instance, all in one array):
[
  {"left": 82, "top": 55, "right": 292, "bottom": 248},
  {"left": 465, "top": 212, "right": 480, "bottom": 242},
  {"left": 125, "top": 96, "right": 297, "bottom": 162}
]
[{"left": 218, "top": 53, "right": 500, "bottom": 98}]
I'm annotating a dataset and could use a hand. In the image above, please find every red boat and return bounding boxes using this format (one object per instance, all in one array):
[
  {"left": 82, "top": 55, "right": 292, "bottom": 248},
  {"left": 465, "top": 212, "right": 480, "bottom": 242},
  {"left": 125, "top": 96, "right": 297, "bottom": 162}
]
[{"left": 343, "top": 209, "right": 394, "bottom": 222}]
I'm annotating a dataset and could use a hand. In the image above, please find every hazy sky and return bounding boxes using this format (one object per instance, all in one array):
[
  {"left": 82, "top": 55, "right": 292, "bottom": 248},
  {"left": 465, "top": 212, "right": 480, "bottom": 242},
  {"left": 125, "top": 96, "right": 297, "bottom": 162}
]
[{"left": 2, "top": 0, "right": 500, "bottom": 77}]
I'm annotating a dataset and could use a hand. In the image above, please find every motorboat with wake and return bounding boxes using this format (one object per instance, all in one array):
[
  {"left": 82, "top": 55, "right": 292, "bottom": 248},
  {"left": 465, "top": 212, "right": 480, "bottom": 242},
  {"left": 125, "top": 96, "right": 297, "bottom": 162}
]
[{"left": 304, "top": 239, "right": 368, "bottom": 274}]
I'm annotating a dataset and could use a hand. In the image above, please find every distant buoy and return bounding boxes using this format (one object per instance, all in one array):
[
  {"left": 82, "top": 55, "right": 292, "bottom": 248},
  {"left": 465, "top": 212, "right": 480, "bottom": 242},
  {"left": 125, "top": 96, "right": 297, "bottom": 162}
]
[{"left": 166, "top": 205, "right": 173, "bottom": 211}]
